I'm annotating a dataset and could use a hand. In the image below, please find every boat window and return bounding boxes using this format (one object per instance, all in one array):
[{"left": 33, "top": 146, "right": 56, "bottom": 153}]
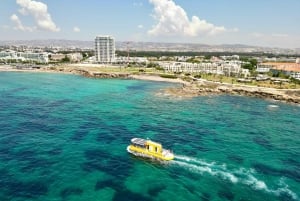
[{"left": 155, "top": 147, "right": 157, "bottom": 152}]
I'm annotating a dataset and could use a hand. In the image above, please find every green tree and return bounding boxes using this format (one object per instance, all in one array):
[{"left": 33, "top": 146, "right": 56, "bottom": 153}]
[
  {"left": 204, "top": 55, "right": 212, "bottom": 60},
  {"left": 241, "top": 63, "right": 254, "bottom": 71},
  {"left": 61, "top": 56, "right": 70, "bottom": 63},
  {"left": 249, "top": 58, "right": 258, "bottom": 67},
  {"left": 147, "top": 62, "right": 159, "bottom": 68},
  {"left": 241, "top": 57, "right": 257, "bottom": 71},
  {"left": 186, "top": 57, "right": 200, "bottom": 63}
]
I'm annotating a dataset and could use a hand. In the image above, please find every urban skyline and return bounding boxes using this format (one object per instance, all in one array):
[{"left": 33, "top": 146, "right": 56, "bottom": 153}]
[{"left": 0, "top": 0, "right": 300, "bottom": 49}]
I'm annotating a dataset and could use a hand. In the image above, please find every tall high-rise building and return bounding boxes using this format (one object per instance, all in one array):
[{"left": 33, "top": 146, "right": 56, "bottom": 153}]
[{"left": 95, "top": 35, "right": 115, "bottom": 63}]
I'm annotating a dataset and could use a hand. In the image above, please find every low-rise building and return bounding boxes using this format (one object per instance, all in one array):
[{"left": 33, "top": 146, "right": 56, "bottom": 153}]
[
  {"left": 256, "top": 64, "right": 271, "bottom": 73},
  {"left": 67, "top": 53, "right": 83, "bottom": 62},
  {"left": 50, "top": 53, "right": 65, "bottom": 61},
  {"left": 115, "top": 56, "right": 148, "bottom": 64},
  {"left": 160, "top": 60, "right": 248, "bottom": 77},
  {"left": 290, "top": 72, "right": 300, "bottom": 80},
  {"left": 265, "top": 62, "right": 300, "bottom": 80},
  {"left": 0, "top": 50, "right": 48, "bottom": 63}
]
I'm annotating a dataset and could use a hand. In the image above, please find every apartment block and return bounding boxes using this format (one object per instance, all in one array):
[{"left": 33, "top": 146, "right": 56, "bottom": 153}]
[{"left": 95, "top": 35, "right": 115, "bottom": 63}]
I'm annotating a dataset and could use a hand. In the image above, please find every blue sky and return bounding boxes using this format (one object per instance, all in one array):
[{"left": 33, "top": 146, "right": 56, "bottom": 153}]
[{"left": 1, "top": 0, "right": 300, "bottom": 48}]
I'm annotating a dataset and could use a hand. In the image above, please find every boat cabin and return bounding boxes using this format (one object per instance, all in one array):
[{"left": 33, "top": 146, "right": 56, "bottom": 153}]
[{"left": 131, "top": 138, "right": 162, "bottom": 154}]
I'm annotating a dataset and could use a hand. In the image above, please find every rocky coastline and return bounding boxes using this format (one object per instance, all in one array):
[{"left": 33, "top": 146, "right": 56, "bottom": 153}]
[
  {"left": 1, "top": 65, "right": 300, "bottom": 104},
  {"left": 164, "top": 79, "right": 300, "bottom": 104}
]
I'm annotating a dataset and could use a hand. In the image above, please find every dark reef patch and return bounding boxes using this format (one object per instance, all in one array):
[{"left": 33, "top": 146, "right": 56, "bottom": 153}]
[
  {"left": 82, "top": 149, "right": 132, "bottom": 178},
  {"left": 147, "top": 184, "right": 166, "bottom": 197},
  {"left": 17, "top": 121, "right": 59, "bottom": 134},
  {"left": 96, "top": 130, "right": 117, "bottom": 142},
  {"left": 283, "top": 158, "right": 300, "bottom": 170},
  {"left": 14, "top": 149, "right": 36, "bottom": 162},
  {"left": 127, "top": 83, "right": 148, "bottom": 91},
  {"left": 0, "top": 169, "right": 48, "bottom": 200},
  {"left": 10, "top": 181, "right": 48, "bottom": 198},
  {"left": 253, "top": 163, "right": 300, "bottom": 182},
  {"left": 253, "top": 137, "right": 273, "bottom": 149},
  {"left": 278, "top": 191, "right": 297, "bottom": 201},
  {"left": 20, "top": 158, "right": 55, "bottom": 172},
  {"left": 201, "top": 192, "right": 211, "bottom": 201},
  {"left": 60, "top": 187, "right": 83, "bottom": 199},
  {"left": 47, "top": 99, "right": 71, "bottom": 108},
  {"left": 0, "top": 146, "right": 12, "bottom": 161},
  {"left": 71, "top": 123, "right": 91, "bottom": 141},
  {"left": 6, "top": 148, "right": 55, "bottom": 172},
  {"left": 95, "top": 179, "right": 121, "bottom": 191},
  {"left": 96, "top": 124, "right": 131, "bottom": 143},
  {"left": 47, "top": 147, "right": 63, "bottom": 155},
  {"left": 227, "top": 155, "right": 244, "bottom": 163},
  {"left": 113, "top": 189, "right": 152, "bottom": 201},
  {"left": 218, "top": 188, "right": 234, "bottom": 201}
]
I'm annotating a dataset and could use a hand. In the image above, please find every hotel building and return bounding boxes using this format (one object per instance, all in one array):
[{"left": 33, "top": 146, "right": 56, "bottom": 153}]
[
  {"left": 95, "top": 35, "right": 115, "bottom": 63},
  {"left": 0, "top": 50, "right": 49, "bottom": 63}
]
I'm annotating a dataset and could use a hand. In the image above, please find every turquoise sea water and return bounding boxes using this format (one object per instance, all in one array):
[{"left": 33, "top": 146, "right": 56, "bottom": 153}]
[{"left": 0, "top": 72, "right": 299, "bottom": 201}]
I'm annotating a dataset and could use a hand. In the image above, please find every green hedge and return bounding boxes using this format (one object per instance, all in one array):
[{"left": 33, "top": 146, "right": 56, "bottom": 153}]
[{"left": 160, "top": 74, "right": 177, "bottom": 79}]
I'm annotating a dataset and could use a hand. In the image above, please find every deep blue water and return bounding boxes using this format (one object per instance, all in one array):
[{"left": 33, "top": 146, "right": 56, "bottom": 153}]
[{"left": 0, "top": 72, "right": 299, "bottom": 201}]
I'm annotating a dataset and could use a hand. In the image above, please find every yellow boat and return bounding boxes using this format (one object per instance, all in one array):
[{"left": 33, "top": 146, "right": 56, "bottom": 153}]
[{"left": 127, "top": 138, "right": 174, "bottom": 161}]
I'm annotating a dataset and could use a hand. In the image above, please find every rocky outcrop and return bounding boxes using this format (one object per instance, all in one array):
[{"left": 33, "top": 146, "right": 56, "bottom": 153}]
[
  {"left": 86, "top": 72, "right": 130, "bottom": 78},
  {"left": 217, "top": 85, "right": 300, "bottom": 103},
  {"left": 45, "top": 67, "right": 130, "bottom": 79},
  {"left": 164, "top": 81, "right": 300, "bottom": 104}
]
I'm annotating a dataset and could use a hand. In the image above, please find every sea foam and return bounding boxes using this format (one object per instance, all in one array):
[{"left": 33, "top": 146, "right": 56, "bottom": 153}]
[{"left": 173, "top": 155, "right": 298, "bottom": 200}]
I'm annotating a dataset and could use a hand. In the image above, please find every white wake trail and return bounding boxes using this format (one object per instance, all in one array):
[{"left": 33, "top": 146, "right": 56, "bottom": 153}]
[
  {"left": 172, "top": 155, "right": 298, "bottom": 201},
  {"left": 173, "top": 155, "right": 238, "bottom": 183}
]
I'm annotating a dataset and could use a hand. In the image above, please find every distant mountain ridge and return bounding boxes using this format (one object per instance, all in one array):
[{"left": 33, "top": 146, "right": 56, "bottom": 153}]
[{"left": 0, "top": 39, "right": 299, "bottom": 54}]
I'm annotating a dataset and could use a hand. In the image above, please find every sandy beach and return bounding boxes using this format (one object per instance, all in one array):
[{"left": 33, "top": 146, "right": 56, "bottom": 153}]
[{"left": 129, "top": 74, "right": 188, "bottom": 84}]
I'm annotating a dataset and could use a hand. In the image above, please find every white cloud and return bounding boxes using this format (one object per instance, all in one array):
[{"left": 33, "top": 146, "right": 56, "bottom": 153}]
[
  {"left": 73, "top": 26, "right": 80, "bottom": 32},
  {"left": 10, "top": 14, "right": 34, "bottom": 32},
  {"left": 18, "top": 7, "right": 28, "bottom": 15},
  {"left": 148, "top": 0, "right": 231, "bottom": 37},
  {"left": 15, "top": 0, "right": 60, "bottom": 32},
  {"left": 138, "top": 24, "right": 144, "bottom": 29}
]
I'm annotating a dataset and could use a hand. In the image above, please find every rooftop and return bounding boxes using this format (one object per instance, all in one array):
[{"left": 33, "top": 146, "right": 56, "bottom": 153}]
[{"left": 264, "top": 62, "right": 300, "bottom": 72}]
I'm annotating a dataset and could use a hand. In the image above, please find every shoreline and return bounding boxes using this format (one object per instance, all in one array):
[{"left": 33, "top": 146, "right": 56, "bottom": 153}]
[
  {"left": 164, "top": 79, "right": 300, "bottom": 104},
  {"left": 1, "top": 65, "right": 300, "bottom": 104}
]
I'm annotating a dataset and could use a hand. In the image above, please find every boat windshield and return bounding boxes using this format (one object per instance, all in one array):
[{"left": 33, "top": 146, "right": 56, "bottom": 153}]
[{"left": 131, "top": 138, "right": 147, "bottom": 147}]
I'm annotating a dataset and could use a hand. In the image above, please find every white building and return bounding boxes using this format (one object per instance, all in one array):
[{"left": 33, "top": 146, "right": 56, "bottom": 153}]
[
  {"left": 67, "top": 53, "right": 83, "bottom": 62},
  {"left": 95, "top": 35, "right": 115, "bottom": 63},
  {"left": 160, "top": 60, "right": 247, "bottom": 77},
  {"left": 290, "top": 72, "right": 300, "bottom": 80},
  {"left": 256, "top": 64, "right": 271, "bottom": 73},
  {"left": 0, "top": 50, "right": 48, "bottom": 63},
  {"left": 115, "top": 56, "right": 148, "bottom": 64}
]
